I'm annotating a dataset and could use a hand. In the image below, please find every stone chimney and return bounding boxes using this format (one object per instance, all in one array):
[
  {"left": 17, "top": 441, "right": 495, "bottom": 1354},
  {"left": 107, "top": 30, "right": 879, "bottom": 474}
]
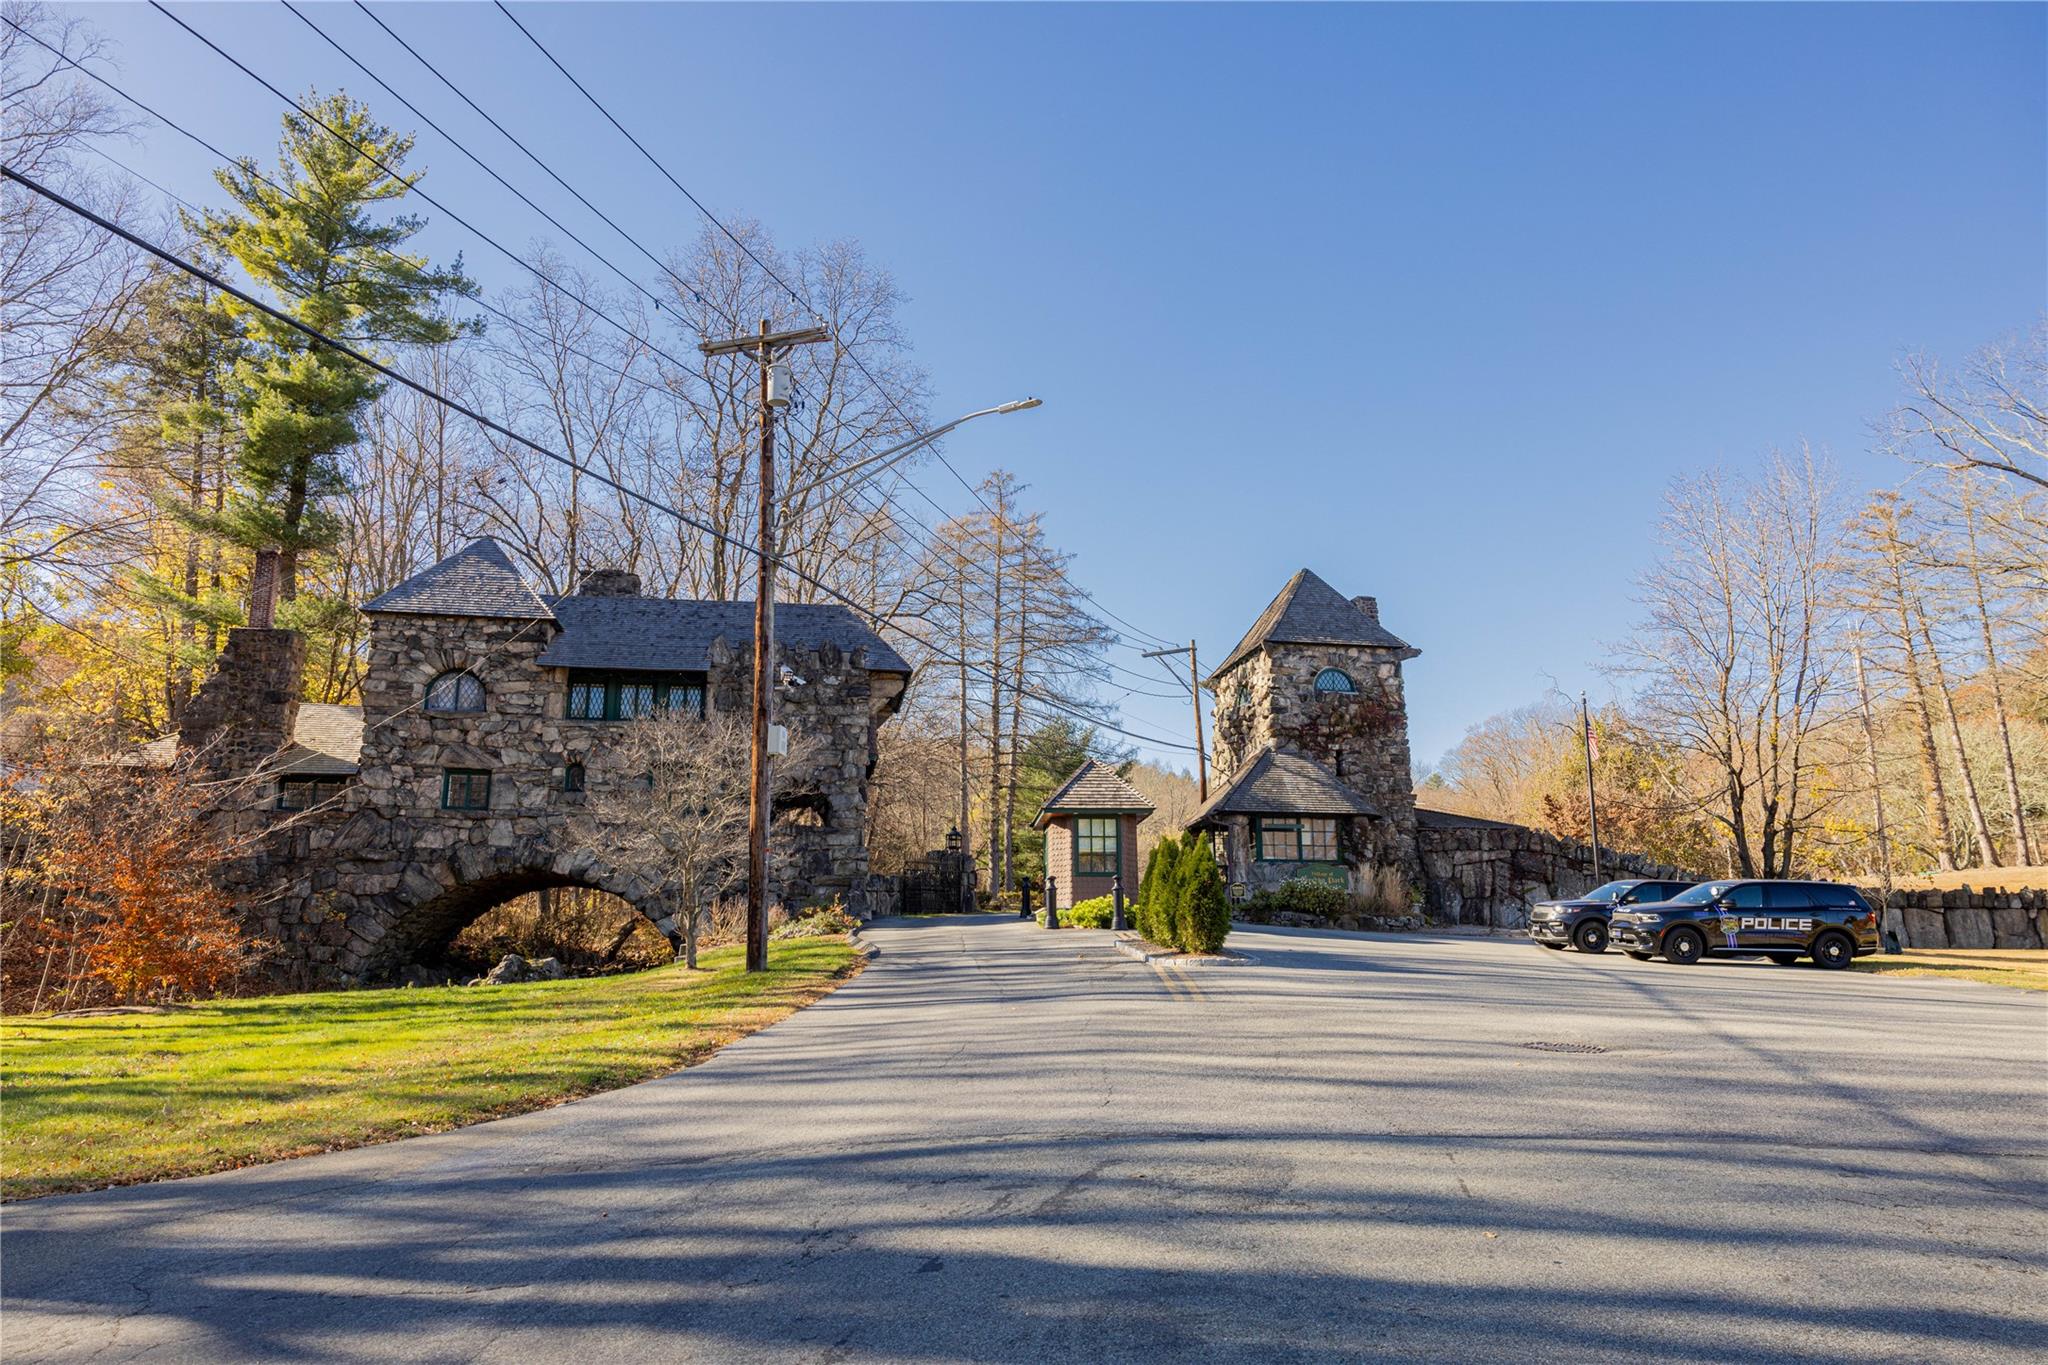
[
  {"left": 178, "top": 626, "right": 306, "bottom": 783},
  {"left": 248, "top": 548, "right": 281, "bottom": 628},
  {"left": 577, "top": 568, "right": 642, "bottom": 597},
  {"left": 1351, "top": 595, "right": 1380, "bottom": 624}
]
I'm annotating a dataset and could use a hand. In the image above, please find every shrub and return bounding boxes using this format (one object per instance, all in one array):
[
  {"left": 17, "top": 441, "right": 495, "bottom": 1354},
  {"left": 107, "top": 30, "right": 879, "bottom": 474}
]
[
  {"left": 1038, "top": 894, "right": 1115, "bottom": 929},
  {"left": 1180, "top": 847, "right": 1231, "bottom": 953},
  {"left": 1127, "top": 834, "right": 1229, "bottom": 955},
  {"left": 772, "top": 904, "right": 857, "bottom": 940}
]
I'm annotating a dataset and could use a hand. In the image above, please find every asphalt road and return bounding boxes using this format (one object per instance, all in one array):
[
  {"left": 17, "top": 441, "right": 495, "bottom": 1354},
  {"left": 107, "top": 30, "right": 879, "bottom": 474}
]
[{"left": 5, "top": 916, "right": 2044, "bottom": 1363}]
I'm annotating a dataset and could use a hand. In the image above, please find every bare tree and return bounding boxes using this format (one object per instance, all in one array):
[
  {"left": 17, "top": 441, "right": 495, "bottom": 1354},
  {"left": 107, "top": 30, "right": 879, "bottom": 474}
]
[
  {"left": 587, "top": 710, "right": 814, "bottom": 968},
  {"left": 1891, "top": 325, "right": 2048, "bottom": 494},
  {"left": 1618, "top": 450, "right": 1848, "bottom": 878},
  {"left": 0, "top": 3, "right": 151, "bottom": 587}
]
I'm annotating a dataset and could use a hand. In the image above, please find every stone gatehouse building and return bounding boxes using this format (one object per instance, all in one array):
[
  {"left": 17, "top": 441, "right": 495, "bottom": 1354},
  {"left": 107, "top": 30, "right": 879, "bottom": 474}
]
[
  {"left": 173, "top": 538, "right": 908, "bottom": 982},
  {"left": 1193, "top": 569, "right": 1691, "bottom": 926}
]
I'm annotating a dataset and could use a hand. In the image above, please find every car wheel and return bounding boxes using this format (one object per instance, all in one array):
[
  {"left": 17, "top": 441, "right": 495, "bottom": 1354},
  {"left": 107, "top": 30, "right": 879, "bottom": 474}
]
[
  {"left": 1538, "top": 940, "right": 1567, "bottom": 950},
  {"left": 1573, "top": 921, "right": 1610, "bottom": 954},
  {"left": 1810, "top": 931, "right": 1855, "bottom": 971},
  {"left": 1624, "top": 950, "right": 1653, "bottom": 962},
  {"left": 1663, "top": 927, "right": 1706, "bottom": 965}
]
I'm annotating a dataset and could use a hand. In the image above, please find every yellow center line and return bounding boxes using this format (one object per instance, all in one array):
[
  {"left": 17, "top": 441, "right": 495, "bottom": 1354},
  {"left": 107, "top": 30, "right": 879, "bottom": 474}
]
[
  {"left": 1166, "top": 961, "right": 1210, "bottom": 1003},
  {"left": 1150, "top": 961, "right": 1192, "bottom": 1001}
]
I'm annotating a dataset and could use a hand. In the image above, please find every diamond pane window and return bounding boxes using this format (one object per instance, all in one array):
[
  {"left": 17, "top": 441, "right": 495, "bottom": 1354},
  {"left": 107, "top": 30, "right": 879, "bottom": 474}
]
[
  {"left": 565, "top": 672, "right": 706, "bottom": 721},
  {"left": 567, "top": 680, "right": 606, "bottom": 720},
  {"left": 424, "top": 670, "right": 486, "bottom": 714},
  {"left": 1313, "top": 668, "right": 1357, "bottom": 695}
]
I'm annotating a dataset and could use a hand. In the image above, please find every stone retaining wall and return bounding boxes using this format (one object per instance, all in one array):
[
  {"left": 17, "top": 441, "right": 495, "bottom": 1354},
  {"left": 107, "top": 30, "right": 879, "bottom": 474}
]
[
  {"left": 1877, "top": 888, "right": 2047, "bottom": 950},
  {"left": 1416, "top": 818, "right": 1695, "bottom": 930}
]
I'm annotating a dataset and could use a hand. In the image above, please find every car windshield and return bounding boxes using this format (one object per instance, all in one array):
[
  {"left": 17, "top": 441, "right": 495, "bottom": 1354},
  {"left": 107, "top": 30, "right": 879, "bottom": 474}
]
[
  {"left": 1668, "top": 881, "right": 1735, "bottom": 906},
  {"left": 1582, "top": 881, "right": 1638, "bottom": 903}
]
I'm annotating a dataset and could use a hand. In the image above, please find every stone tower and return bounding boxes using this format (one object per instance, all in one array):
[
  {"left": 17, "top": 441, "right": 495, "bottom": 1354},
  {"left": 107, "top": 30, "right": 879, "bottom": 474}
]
[{"left": 1205, "top": 569, "right": 1422, "bottom": 871}]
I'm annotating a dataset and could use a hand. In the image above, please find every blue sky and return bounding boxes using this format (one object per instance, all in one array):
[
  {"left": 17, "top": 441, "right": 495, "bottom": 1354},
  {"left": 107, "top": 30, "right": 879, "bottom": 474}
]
[{"left": 62, "top": 2, "right": 2047, "bottom": 768}]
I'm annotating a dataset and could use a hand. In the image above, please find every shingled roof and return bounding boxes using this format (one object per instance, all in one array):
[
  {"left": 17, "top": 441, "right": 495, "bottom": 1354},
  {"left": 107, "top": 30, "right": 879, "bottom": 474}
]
[
  {"left": 1032, "top": 758, "right": 1155, "bottom": 829},
  {"left": 1207, "top": 569, "right": 1415, "bottom": 682},
  {"left": 362, "top": 538, "right": 555, "bottom": 621},
  {"left": 535, "top": 596, "right": 911, "bottom": 674},
  {"left": 130, "top": 702, "right": 363, "bottom": 775},
  {"left": 1186, "top": 746, "right": 1381, "bottom": 828}
]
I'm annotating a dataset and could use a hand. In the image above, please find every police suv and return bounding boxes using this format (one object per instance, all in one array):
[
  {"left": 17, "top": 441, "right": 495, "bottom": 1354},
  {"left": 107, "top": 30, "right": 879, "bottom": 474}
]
[
  {"left": 1529, "top": 879, "right": 1696, "bottom": 954},
  {"left": 1609, "top": 879, "right": 1878, "bottom": 969}
]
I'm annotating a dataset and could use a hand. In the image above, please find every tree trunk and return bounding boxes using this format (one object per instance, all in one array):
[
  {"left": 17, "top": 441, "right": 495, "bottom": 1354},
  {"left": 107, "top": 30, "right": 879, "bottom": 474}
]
[
  {"left": 985, "top": 506, "right": 1005, "bottom": 897},
  {"left": 1963, "top": 490, "right": 2035, "bottom": 865},
  {"left": 1915, "top": 602, "right": 1998, "bottom": 867},
  {"left": 1893, "top": 599, "right": 1956, "bottom": 870}
]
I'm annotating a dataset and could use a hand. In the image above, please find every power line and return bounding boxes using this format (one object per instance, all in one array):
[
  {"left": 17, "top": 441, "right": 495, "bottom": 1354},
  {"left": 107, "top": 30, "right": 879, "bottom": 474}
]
[
  {"left": 486, "top": 2, "right": 1183, "bottom": 654},
  {"left": 3, "top": 166, "right": 1198, "bottom": 758},
  {"left": 144, "top": 0, "right": 707, "bottom": 377}
]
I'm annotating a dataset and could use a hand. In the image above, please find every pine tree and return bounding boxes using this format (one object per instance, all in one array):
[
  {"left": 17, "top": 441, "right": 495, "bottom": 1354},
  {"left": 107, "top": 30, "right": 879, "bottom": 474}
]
[{"left": 192, "top": 92, "right": 474, "bottom": 603}]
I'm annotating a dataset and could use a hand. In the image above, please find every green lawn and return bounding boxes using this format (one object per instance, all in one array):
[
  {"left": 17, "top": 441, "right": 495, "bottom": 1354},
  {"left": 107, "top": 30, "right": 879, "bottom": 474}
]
[
  {"left": 1851, "top": 947, "right": 2045, "bottom": 992},
  {"left": 0, "top": 940, "right": 858, "bottom": 1200}
]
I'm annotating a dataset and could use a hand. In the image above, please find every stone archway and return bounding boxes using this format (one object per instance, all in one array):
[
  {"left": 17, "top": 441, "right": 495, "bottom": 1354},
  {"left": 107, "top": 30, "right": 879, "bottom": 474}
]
[{"left": 316, "top": 842, "right": 679, "bottom": 982}]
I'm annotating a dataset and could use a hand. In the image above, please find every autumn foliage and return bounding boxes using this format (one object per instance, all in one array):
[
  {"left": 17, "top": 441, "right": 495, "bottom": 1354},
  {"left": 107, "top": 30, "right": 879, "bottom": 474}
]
[{"left": 1, "top": 748, "right": 266, "bottom": 1013}]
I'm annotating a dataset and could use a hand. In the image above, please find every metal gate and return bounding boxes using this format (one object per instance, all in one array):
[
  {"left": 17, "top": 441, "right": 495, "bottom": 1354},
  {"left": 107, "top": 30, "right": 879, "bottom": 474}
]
[{"left": 899, "top": 850, "right": 973, "bottom": 915}]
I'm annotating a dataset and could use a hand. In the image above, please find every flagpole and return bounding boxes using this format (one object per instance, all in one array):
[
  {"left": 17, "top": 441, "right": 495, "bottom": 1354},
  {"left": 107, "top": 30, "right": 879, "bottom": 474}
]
[{"left": 1581, "top": 691, "right": 1601, "bottom": 881}]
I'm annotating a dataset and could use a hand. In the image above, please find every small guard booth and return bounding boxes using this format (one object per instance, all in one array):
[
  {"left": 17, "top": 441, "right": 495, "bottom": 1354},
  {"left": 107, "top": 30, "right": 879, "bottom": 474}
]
[{"left": 1032, "top": 759, "right": 1154, "bottom": 908}]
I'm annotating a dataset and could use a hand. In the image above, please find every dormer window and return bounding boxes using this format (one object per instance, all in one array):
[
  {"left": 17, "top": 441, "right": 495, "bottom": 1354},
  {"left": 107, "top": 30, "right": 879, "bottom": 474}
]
[
  {"left": 1313, "top": 668, "right": 1357, "bottom": 695},
  {"left": 425, "top": 670, "right": 486, "bottom": 714}
]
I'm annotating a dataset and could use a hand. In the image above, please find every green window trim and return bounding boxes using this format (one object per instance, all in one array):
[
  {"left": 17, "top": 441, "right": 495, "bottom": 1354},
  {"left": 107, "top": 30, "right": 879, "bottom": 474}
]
[
  {"left": 1074, "top": 815, "right": 1121, "bottom": 877},
  {"left": 1254, "top": 815, "right": 1340, "bottom": 862},
  {"left": 441, "top": 768, "right": 492, "bottom": 811},
  {"left": 565, "top": 670, "right": 707, "bottom": 722}
]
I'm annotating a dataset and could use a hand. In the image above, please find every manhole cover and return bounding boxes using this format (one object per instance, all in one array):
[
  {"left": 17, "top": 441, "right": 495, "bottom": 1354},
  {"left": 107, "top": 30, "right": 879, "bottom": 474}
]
[{"left": 1520, "top": 1041, "right": 1607, "bottom": 1055}]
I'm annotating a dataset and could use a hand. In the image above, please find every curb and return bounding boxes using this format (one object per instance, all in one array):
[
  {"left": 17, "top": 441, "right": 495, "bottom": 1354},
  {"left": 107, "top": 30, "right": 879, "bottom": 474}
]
[{"left": 1111, "top": 933, "right": 1254, "bottom": 967}]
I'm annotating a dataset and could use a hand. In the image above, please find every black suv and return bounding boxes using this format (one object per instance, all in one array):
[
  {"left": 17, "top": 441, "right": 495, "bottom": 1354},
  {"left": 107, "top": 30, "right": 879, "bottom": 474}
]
[
  {"left": 1610, "top": 879, "right": 1879, "bottom": 969},
  {"left": 1530, "top": 879, "right": 1696, "bottom": 955}
]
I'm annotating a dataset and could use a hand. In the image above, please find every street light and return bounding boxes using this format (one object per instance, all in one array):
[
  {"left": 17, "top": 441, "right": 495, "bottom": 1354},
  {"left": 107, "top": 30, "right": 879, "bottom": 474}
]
[{"left": 780, "top": 398, "right": 1043, "bottom": 505}]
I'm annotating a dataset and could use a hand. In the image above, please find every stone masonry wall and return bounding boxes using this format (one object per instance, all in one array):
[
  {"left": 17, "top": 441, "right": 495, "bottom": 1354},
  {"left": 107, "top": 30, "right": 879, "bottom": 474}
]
[
  {"left": 1417, "top": 820, "right": 1696, "bottom": 930},
  {"left": 1878, "top": 887, "right": 2047, "bottom": 950},
  {"left": 229, "top": 614, "right": 890, "bottom": 984}
]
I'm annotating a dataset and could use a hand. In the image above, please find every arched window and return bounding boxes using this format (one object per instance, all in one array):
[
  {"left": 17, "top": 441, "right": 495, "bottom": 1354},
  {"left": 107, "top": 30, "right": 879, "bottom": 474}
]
[
  {"left": 1313, "top": 668, "right": 1357, "bottom": 695},
  {"left": 425, "top": 670, "right": 486, "bottom": 714}
]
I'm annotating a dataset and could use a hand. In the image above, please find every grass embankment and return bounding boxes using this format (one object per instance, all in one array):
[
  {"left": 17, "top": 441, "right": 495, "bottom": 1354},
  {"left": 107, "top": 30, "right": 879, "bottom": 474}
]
[
  {"left": 1891, "top": 866, "right": 2048, "bottom": 893},
  {"left": 0, "top": 939, "right": 858, "bottom": 1200},
  {"left": 1851, "top": 947, "right": 2046, "bottom": 992}
]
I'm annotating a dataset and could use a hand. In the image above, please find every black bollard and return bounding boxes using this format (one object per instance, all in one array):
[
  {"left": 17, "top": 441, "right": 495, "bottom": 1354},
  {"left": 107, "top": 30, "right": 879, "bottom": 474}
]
[
  {"left": 1019, "top": 877, "right": 1033, "bottom": 921},
  {"left": 1044, "top": 877, "right": 1059, "bottom": 929},
  {"left": 1112, "top": 875, "right": 1125, "bottom": 932}
]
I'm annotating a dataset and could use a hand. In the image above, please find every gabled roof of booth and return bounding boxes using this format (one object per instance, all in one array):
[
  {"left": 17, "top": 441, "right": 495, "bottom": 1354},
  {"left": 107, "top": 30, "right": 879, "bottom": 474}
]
[
  {"left": 1186, "top": 746, "right": 1381, "bottom": 828},
  {"left": 1207, "top": 569, "right": 1413, "bottom": 683},
  {"left": 1032, "top": 758, "right": 1155, "bottom": 829},
  {"left": 362, "top": 538, "right": 556, "bottom": 621}
]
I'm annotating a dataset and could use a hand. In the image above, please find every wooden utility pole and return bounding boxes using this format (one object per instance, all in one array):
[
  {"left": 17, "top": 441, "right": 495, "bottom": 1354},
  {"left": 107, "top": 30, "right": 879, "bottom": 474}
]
[
  {"left": 700, "top": 320, "right": 831, "bottom": 972},
  {"left": 1143, "top": 642, "right": 1208, "bottom": 799}
]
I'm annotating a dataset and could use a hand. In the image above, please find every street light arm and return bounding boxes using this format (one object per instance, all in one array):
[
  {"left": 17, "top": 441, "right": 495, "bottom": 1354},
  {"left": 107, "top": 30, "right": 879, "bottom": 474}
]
[{"left": 780, "top": 398, "right": 1041, "bottom": 505}]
